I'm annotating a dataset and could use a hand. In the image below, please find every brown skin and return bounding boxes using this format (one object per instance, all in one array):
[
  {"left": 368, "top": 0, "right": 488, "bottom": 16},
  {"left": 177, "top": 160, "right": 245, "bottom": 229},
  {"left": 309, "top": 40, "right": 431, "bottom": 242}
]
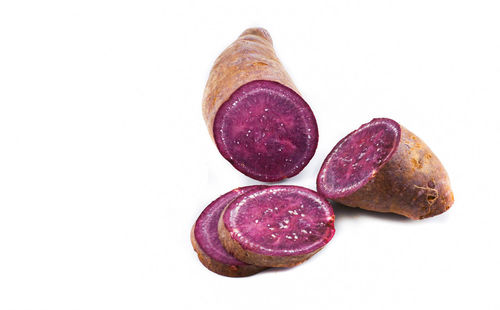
[
  {"left": 202, "top": 27, "right": 299, "bottom": 138},
  {"left": 335, "top": 127, "right": 454, "bottom": 220},
  {"left": 190, "top": 224, "right": 266, "bottom": 277},
  {"left": 217, "top": 211, "right": 324, "bottom": 268}
]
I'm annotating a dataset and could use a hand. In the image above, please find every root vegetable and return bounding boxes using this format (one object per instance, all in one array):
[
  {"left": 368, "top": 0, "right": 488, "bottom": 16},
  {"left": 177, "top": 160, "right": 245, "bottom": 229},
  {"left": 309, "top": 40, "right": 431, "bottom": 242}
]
[
  {"left": 191, "top": 186, "right": 267, "bottom": 277},
  {"left": 202, "top": 28, "right": 318, "bottom": 182},
  {"left": 218, "top": 185, "right": 335, "bottom": 267},
  {"left": 317, "top": 118, "right": 454, "bottom": 219}
]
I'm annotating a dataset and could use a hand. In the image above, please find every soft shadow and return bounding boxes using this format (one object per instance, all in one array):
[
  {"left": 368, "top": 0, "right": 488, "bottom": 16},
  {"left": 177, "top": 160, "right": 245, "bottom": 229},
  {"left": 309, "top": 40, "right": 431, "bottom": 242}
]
[
  {"left": 258, "top": 266, "right": 293, "bottom": 275},
  {"left": 256, "top": 245, "right": 326, "bottom": 276},
  {"left": 330, "top": 201, "right": 412, "bottom": 223}
]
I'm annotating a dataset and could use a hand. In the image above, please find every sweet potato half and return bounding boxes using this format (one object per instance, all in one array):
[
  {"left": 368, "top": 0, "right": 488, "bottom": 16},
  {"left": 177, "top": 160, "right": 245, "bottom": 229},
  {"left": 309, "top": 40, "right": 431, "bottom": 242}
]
[
  {"left": 317, "top": 118, "right": 454, "bottom": 220},
  {"left": 202, "top": 28, "right": 318, "bottom": 182}
]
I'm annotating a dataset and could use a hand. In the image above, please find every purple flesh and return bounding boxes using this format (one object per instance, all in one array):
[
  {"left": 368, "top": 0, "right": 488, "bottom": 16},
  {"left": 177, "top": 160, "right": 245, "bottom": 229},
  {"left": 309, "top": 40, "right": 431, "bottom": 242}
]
[
  {"left": 213, "top": 80, "right": 318, "bottom": 182},
  {"left": 194, "top": 186, "right": 266, "bottom": 266},
  {"left": 317, "top": 118, "right": 401, "bottom": 199},
  {"left": 222, "top": 186, "right": 335, "bottom": 256}
]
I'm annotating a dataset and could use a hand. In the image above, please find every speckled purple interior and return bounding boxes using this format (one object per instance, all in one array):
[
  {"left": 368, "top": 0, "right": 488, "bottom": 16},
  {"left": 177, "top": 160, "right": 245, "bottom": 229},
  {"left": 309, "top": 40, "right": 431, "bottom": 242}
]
[
  {"left": 213, "top": 80, "right": 318, "bottom": 182},
  {"left": 222, "top": 186, "right": 335, "bottom": 256},
  {"left": 317, "top": 118, "right": 401, "bottom": 199},
  {"left": 194, "top": 186, "right": 266, "bottom": 266}
]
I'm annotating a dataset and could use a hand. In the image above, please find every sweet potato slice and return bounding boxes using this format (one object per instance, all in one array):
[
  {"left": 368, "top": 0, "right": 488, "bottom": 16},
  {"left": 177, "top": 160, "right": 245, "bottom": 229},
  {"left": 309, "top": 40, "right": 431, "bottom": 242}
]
[
  {"left": 218, "top": 186, "right": 335, "bottom": 267},
  {"left": 317, "top": 118, "right": 454, "bottom": 219},
  {"left": 191, "top": 186, "right": 267, "bottom": 277},
  {"left": 202, "top": 28, "right": 318, "bottom": 182}
]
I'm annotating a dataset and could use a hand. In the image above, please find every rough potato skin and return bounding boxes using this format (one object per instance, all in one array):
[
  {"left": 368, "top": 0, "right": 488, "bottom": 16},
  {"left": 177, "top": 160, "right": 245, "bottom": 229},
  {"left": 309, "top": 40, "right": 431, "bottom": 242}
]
[
  {"left": 202, "top": 27, "right": 299, "bottom": 138},
  {"left": 334, "top": 127, "right": 454, "bottom": 220},
  {"left": 190, "top": 224, "right": 266, "bottom": 277},
  {"left": 217, "top": 210, "right": 323, "bottom": 268}
]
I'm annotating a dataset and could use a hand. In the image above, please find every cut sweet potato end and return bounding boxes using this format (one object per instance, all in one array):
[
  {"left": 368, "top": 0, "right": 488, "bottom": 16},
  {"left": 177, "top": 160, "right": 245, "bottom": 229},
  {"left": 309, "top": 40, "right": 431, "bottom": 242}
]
[
  {"left": 317, "top": 118, "right": 401, "bottom": 199},
  {"left": 213, "top": 80, "right": 318, "bottom": 182}
]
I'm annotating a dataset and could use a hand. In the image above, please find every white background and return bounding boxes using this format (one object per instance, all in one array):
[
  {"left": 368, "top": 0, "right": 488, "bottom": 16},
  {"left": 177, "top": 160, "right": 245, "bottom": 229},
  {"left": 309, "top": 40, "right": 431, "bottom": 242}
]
[{"left": 1, "top": 1, "right": 499, "bottom": 309}]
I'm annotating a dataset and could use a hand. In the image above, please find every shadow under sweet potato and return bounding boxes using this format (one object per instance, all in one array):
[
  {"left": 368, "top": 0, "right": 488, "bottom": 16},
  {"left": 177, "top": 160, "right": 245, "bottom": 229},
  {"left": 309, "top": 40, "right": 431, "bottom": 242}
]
[{"left": 330, "top": 201, "right": 412, "bottom": 223}]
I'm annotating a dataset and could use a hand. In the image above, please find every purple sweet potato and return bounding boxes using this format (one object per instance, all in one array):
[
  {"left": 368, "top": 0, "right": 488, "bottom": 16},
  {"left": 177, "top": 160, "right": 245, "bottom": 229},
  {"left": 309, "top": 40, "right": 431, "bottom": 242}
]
[
  {"left": 317, "top": 118, "right": 454, "bottom": 220},
  {"left": 191, "top": 186, "right": 267, "bottom": 277},
  {"left": 218, "top": 185, "right": 335, "bottom": 267},
  {"left": 202, "top": 28, "right": 318, "bottom": 182}
]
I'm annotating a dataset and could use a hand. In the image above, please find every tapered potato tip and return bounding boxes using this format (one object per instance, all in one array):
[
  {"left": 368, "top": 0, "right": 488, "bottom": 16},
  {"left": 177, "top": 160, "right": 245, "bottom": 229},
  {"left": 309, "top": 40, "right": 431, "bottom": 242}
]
[{"left": 239, "top": 27, "right": 273, "bottom": 44}]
